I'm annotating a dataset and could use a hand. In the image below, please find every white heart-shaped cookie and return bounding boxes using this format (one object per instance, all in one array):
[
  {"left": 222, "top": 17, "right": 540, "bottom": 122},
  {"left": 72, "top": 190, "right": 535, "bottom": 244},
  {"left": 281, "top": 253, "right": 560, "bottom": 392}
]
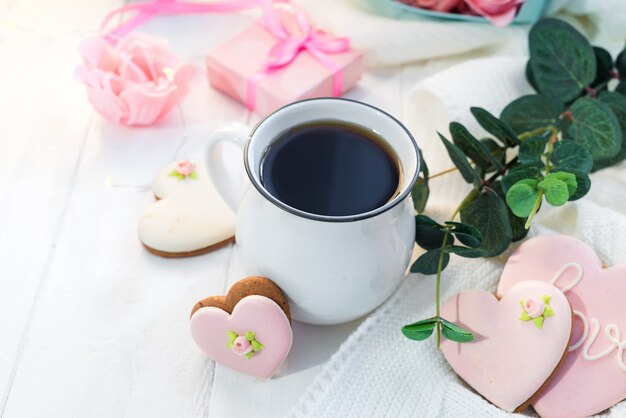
[{"left": 138, "top": 160, "right": 236, "bottom": 257}]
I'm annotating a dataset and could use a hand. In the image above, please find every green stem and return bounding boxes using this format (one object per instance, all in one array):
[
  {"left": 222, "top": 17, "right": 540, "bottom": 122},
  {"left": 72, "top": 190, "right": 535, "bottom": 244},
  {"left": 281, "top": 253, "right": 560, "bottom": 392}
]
[
  {"left": 525, "top": 190, "right": 544, "bottom": 229},
  {"left": 435, "top": 188, "right": 479, "bottom": 348},
  {"left": 436, "top": 229, "right": 450, "bottom": 349},
  {"left": 518, "top": 126, "right": 557, "bottom": 141},
  {"left": 484, "top": 156, "right": 519, "bottom": 187},
  {"left": 429, "top": 166, "right": 458, "bottom": 180}
]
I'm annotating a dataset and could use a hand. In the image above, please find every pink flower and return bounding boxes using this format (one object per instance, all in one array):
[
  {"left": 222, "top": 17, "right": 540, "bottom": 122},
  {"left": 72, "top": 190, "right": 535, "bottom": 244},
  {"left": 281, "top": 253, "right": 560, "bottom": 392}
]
[
  {"left": 75, "top": 34, "right": 195, "bottom": 126},
  {"left": 176, "top": 160, "right": 194, "bottom": 177},
  {"left": 401, "top": 0, "right": 462, "bottom": 12},
  {"left": 232, "top": 335, "right": 253, "bottom": 355},
  {"left": 524, "top": 298, "right": 545, "bottom": 319},
  {"left": 464, "top": 0, "right": 525, "bottom": 26}
]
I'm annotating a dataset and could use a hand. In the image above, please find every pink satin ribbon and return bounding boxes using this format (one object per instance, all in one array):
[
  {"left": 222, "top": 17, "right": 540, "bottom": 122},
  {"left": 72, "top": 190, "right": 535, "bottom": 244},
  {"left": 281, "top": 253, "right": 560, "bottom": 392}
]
[
  {"left": 100, "top": 0, "right": 287, "bottom": 43},
  {"left": 246, "top": 0, "right": 350, "bottom": 111}
]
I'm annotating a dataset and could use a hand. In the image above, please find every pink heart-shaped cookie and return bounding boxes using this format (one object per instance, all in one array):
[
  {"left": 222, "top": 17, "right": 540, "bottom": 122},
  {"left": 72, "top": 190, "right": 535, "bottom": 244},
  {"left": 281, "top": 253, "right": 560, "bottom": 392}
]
[
  {"left": 441, "top": 281, "right": 573, "bottom": 413},
  {"left": 190, "top": 295, "right": 292, "bottom": 378},
  {"left": 497, "top": 235, "right": 626, "bottom": 418}
]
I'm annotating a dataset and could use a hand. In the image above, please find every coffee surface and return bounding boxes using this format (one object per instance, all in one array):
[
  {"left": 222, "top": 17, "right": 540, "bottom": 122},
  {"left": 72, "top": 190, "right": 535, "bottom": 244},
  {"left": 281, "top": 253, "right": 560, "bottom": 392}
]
[{"left": 261, "top": 121, "right": 400, "bottom": 217}]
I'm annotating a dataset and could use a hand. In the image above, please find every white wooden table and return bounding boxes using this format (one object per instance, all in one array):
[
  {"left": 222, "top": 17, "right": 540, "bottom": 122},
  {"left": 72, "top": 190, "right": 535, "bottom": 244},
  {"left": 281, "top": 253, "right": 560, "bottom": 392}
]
[{"left": 0, "top": 1, "right": 491, "bottom": 417}]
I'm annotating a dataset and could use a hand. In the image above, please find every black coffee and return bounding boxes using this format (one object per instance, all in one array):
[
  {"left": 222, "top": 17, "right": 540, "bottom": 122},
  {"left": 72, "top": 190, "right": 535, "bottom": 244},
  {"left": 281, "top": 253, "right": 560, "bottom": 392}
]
[{"left": 260, "top": 120, "right": 401, "bottom": 217}]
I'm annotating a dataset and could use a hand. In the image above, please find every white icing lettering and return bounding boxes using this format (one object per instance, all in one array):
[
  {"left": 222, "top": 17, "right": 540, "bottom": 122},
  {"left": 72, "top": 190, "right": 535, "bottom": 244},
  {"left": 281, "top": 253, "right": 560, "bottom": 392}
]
[
  {"left": 550, "top": 262, "right": 626, "bottom": 371},
  {"left": 549, "top": 262, "right": 583, "bottom": 292},
  {"left": 569, "top": 310, "right": 588, "bottom": 352},
  {"left": 570, "top": 315, "right": 626, "bottom": 371}
]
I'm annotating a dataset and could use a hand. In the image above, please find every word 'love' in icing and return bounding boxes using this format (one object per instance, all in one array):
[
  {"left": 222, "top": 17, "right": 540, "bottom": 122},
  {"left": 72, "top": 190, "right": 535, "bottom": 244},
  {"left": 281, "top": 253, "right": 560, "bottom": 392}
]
[{"left": 550, "top": 262, "right": 626, "bottom": 371}]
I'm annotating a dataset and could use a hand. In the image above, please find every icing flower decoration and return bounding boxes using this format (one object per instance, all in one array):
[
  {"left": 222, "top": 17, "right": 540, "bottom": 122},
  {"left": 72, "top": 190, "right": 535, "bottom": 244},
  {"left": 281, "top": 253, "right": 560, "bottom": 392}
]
[
  {"left": 169, "top": 160, "right": 198, "bottom": 180},
  {"left": 226, "top": 331, "right": 265, "bottom": 359},
  {"left": 75, "top": 34, "right": 195, "bottom": 126},
  {"left": 519, "top": 294, "right": 554, "bottom": 329},
  {"left": 465, "top": 0, "right": 525, "bottom": 27}
]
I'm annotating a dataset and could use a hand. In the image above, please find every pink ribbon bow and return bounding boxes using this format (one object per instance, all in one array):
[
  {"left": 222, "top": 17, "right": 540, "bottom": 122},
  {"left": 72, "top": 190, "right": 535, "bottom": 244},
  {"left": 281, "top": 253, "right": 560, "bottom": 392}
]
[{"left": 246, "top": 0, "right": 351, "bottom": 111}]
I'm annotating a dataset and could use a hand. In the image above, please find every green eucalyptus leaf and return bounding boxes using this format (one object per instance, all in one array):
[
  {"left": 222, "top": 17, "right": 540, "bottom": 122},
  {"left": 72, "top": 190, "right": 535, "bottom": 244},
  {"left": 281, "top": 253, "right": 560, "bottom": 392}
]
[
  {"left": 519, "top": 136, "right": 548, "bottom": 163},
  {"left": 526, "top": 59, "right": 540, "bottom": 91},
  {"left": 444, "top": 221, "right": 483, "bottom": 248},
  {"left": 493, "top": 181, "right": 529, "bottom": 242},
  {"left": 478, "top": 138, "right": 507, "bottom": 175},
  {"left": 449, "top": 122, "right": 503, "bottom": 171},
  {"left": 482, "top": 138, "right": 507, "bottom": 161},
  {"left": 438, "top": 133, "right": 481, "bottom": 185},
  {"left": 592, "top": 47, "right": 613, "bottom": 90},
  {"left": 445, "top": 245, "right": 485, "bottom": 258},
  {"left": 549, "top": 141, "right": 593, "bottom": 173},
  {"left": 459, "top": 188, "right": 513, "bottom": 257},
  {"left": 538, "top": 176, "right": 570, "bottom": 206},
  {"left": 440, "top": 318, "right": 474, "bottom": 343},
  {"left": 616, "top": 47, "right": 626, "bottom": 81},
  {"left": 529, "top": 18, "right": 596, "bottom": 102},
  {"left": 548, "top": 172, "right": 578, "bottom": 197},
  {"left": 567, "top": 170, "right": 591, "bottom": 201},
  {"left": 410, "top": 249, "right": 450, "bottom": 275},
  {"left": 401, "top": 317, "right": 438, "bottom": 341},
  {"left": 506, "top": 180, "right": 540, "bottom": 218},
  {"left": 470, "top": 107, "right": 520, "bottom": 147},
  {"left": 501, "top": 162, "right": 543, "bottom": 194},
  {"left": 500, "top": 94, "right": 564, "bottom": 135},
  {"left": 411, "top": 178, "right": 429, "bottom": 213},
  {"left": 414, "top": 215, "right": 450, "bottom": 250},
  {"left": 567, "top": 97, "right": 621, "bottom": 161},
  {"left": 594, "top": 92, "right": 626, "bottom": 170}
]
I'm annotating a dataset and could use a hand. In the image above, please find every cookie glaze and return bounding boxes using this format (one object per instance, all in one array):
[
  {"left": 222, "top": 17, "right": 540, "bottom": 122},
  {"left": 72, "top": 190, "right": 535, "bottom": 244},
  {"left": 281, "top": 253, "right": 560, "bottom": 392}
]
[
  {"left": 497, "top": 235, "right": 626, "bottom": 418},
  {"left": 190, "top": 295, "right": 292, "bottom": 378},
  {"left": 441, "top": 281, "right": 572, "bottom": 413},
  {"left": 138, "top": 159, "right": 235, "bottom": 254}
]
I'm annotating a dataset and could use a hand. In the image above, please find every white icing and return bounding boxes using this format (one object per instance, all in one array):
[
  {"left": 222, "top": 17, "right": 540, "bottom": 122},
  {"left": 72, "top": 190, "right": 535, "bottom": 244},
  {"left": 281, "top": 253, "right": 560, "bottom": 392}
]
[
  {"left": 549, "top": 262, "right": 626, "bottom": 371},
  {"left": 579, "top": 318, "right": 626, "bottom": 371},
  {"left": 549, "top": 262, "right": 583, "bottom": 292},
  {"left": 569, "top": 310, "right": 589, "bottom": 352},
  {"left": 138, "top": 160, "right": 236, "bottom": 253}
]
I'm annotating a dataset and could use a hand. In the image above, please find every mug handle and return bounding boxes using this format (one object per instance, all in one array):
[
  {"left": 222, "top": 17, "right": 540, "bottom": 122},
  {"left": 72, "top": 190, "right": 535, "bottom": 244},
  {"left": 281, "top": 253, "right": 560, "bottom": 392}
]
[{"left": 205, "top": 123, "right": 251, "bottom": 212}]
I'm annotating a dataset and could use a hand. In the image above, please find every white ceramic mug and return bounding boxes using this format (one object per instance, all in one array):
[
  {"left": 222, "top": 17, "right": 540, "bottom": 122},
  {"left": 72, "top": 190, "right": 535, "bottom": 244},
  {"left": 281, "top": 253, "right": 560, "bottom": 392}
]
[{"left": 206, "top": 98, "right": 420, "bottom": 325}]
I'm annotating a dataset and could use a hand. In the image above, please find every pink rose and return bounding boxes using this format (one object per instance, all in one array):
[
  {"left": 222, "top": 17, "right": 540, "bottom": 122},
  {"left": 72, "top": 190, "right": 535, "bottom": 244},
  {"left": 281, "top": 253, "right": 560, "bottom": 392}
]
[
  {"left": 75, "top": 34, "right": 195, "bottom": 126},
  {"left": 176, "top": 160, "right": 194, "bottom": 177},
  {"left": 464, "top": 0, "right": 525, "bottom": 26},
  {"left": 400, "top": 0, "right": 462, "bottom": 12},
  {"left": 232, "top": 335, "right": 253, "bottom": 355},
  {"left": 524, "top": 298, "right": 545, "bottom": 318}
]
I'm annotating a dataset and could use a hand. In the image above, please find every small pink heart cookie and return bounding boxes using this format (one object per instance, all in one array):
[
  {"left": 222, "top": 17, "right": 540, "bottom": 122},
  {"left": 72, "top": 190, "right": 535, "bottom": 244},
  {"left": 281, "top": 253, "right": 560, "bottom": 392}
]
[
  {"left": 497, "top": 235, "right": 626, "bottom": 418},
  {"left": 138, "top": 159, "right": 236, "bottom": 258},
  {"left": 190, "top": 277, "right": 292, "bottom": 378},
  {"left": 441, "top": 280, "right": 573, "bottom": 413}
]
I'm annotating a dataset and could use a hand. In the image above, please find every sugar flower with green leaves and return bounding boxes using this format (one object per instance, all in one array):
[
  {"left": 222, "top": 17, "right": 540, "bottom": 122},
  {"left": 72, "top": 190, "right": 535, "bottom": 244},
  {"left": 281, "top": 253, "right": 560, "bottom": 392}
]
[
  {"left": 226, "top": 331, "right": 264, "bottom": 359},
  {"left": 519, "top": 294, "right": 554, "bottom": 329}
]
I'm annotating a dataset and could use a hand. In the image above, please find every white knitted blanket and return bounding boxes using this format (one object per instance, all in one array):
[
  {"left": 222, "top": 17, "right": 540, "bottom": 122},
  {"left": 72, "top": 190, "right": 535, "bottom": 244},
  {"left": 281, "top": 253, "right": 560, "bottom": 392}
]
[{"left": 288, "top": 57, "right": 626, "bottom": 417}]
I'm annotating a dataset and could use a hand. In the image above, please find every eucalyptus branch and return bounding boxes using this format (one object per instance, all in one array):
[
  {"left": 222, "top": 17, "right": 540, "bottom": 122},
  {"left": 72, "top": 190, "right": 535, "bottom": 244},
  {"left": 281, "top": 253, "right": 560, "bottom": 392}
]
[{"left": 404, "top": 17, "right": 626, "bottom": 349}]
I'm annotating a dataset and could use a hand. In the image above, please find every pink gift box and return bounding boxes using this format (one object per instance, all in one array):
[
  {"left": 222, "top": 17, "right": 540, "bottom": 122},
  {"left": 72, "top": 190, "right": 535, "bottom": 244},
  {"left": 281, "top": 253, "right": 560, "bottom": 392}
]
[{"left": 206, "top": 19, "right": 363, "bottom": 117}]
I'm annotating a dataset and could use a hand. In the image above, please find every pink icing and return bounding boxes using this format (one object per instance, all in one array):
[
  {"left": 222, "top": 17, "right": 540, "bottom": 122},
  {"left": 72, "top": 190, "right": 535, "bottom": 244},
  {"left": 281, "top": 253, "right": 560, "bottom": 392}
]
[
  {"left": 440, "top": 281, "right": 572, "bottom": 413},
  {"left": 497, "top": 235, "right": 626, "bottom": 418},
  {"left": 190, "top": 295, "right": 292, "bottom": 378},
  {"left": 525, "top": 298, "right": 545, "bottom": 318},
  {"left": 176, "top": 160, "right": 194, "bottom": 177},
  {"left": 232, "top": 335, "right": 253, "bottom": 355}
]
